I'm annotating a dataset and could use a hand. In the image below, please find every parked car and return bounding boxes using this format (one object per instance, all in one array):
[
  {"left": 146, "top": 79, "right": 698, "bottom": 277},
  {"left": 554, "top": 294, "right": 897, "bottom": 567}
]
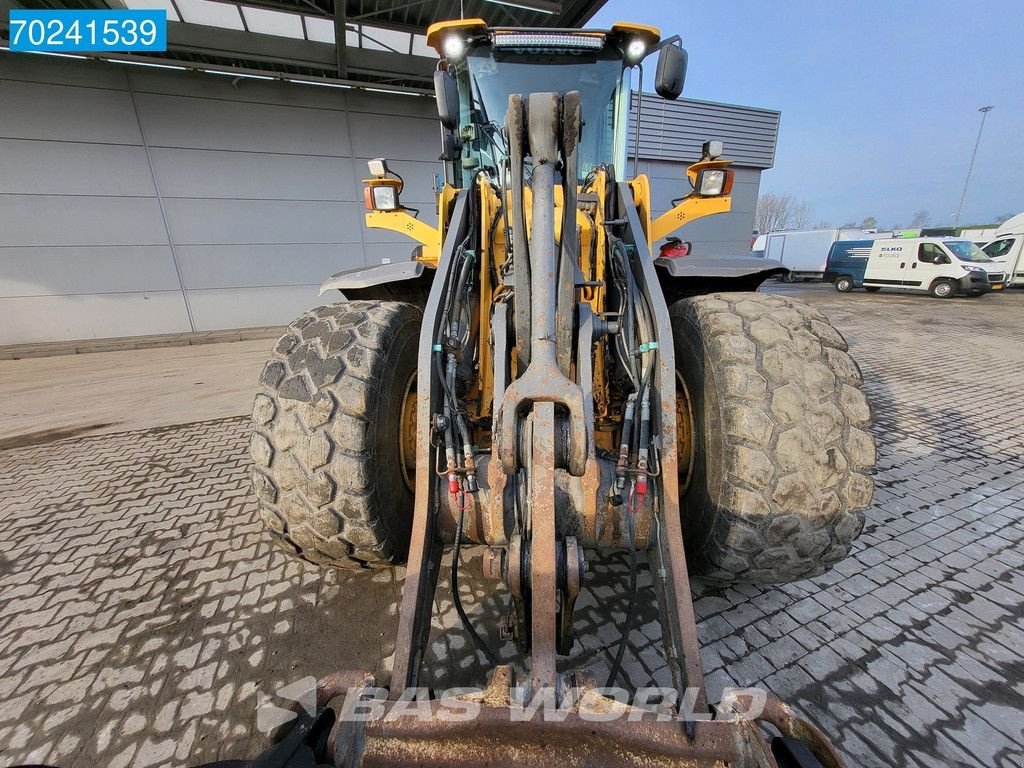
[{"left": 824, "top": 237, "right": 1005, "bottom": 298}]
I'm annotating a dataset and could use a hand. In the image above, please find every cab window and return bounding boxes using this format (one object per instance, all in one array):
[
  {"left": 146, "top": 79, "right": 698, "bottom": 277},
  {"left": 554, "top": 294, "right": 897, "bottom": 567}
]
[
  {"left": 983, "top": 238, "right": 1015, "bottom": 259},
  {"left": 918, "top": 243, "right": 946, "bottom": 263}
]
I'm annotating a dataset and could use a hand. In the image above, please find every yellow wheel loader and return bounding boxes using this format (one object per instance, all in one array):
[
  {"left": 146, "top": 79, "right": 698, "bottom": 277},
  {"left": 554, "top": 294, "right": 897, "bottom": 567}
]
[{"left": 246, "top": 18, "right": 874, "bottom": 768}]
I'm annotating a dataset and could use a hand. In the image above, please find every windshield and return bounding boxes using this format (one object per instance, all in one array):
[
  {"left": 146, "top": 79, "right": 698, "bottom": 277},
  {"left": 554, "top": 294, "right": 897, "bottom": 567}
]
[
  {"left": 943, "top": 240, "right": 992, "bottom": 263},
  {"left": 452, "top": 46, "right": 629, "bottom": 184}
]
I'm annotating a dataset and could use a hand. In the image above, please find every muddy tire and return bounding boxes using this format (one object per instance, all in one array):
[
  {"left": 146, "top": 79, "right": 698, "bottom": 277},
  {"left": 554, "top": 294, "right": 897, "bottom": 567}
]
[
  {"left": 250, "top": 301, "right": 421, "bottom": 569},
  {"left": 670, "top": 293, "right": 875, "bottom": 583}
]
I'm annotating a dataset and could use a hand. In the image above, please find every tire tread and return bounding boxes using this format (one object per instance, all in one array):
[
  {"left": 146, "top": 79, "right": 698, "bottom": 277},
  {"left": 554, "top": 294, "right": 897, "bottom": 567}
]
[{"left": 671, "top": 292, "right": 875, "bottom": 583}]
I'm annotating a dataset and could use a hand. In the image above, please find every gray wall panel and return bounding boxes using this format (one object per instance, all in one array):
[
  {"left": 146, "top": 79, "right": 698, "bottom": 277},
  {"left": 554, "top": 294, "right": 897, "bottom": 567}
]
[
  {"left": 150, "top": 148, "right": 357, "bottom": 201},
  {"left": 347, "top": 91, "right": 437, "bottom": 119},
  {"left": 134, "top": 93, "right": 351, "bottom": 155},
  {"left": 186, "top": 286, "right": 321, "bottom": 331},
  {"left": 126, "top": 69, "right": 352, "bottom": 111},
  {"left": 363, "top": 242, "right": 423, "bottom": 266},
  {"left": 162, "top": 199, "right": 362, "bottom": 245},
  {"left": 0, "top": 246, "right": 181, "bottom": 297},
  {"left": 174, "top": 244, "right": 357, "bottom": 289},
  {"left": 348, "top": 113, "right": 440, "bottom": 161},
  {"left": 0, "top": 195, "right": 169, "bottom": 247},
  {"left": 0, "top": 80, "right": 143, "bottom": 144},
  {"left": 0, "top": 293, "right": 190, "bottom": 345},
  {"left": 0, "top": 54, "right": 130, "bottom": 89},
  {"left": 0, "top": 139, "right": 155, "bottom": 196}
]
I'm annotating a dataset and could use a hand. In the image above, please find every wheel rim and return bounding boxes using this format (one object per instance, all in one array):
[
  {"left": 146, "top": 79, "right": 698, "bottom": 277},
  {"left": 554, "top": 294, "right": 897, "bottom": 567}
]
[
  {"left": 675, "top": 371, "right": 696, "bottom": 494},
  {"left": 398, "top": 371, "right": 417, "bottom": 492},
  {"left": 936, "top": 283, "right": 952, "bottom": 297},
  {"left": 839, "top": 279, "right": 850, "bottom": 291}
]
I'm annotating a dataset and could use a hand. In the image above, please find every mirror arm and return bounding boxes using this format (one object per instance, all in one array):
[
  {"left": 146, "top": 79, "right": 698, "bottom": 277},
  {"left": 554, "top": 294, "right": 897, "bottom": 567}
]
[{"left": 653, "top": 34, "right": 681, "bottom": 52}]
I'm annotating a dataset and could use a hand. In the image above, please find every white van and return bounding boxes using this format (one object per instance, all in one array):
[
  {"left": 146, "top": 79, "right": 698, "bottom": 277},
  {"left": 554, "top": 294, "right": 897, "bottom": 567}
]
[
  {"left": 981, "top": 212, "right": 1024, "bottom": 287},
  {"left": 824, "top": 237, "right": 1006, "bottom": 298}
]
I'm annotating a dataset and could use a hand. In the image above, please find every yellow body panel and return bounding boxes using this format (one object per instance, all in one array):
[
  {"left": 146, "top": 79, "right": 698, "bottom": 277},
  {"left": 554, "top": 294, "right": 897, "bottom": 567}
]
[
  {"left": 610, "top": 21, "right": 660, "bottom": 46},
  {"left": 426, "top": 18, "right": 487, "bottom": 55},
  {"left": 650, "top": 196, "right": 733, "bottom": 243},
  {"left": 364, "top": 210, "right": 441, "bottom": 263},
  {"left": 629, "top": 174, "right": 653, "bottom": 244}
]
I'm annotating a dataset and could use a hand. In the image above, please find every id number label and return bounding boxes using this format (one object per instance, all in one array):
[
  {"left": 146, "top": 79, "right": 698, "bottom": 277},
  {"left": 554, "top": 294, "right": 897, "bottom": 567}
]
[{"left": 9, "top": 10, "right": 167, "bottom": 53}]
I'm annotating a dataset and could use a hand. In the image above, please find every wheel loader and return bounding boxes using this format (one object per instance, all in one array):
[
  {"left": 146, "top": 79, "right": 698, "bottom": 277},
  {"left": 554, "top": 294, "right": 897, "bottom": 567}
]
[{"left": 246, "top": 18, "right": 875, "bottom": 768}]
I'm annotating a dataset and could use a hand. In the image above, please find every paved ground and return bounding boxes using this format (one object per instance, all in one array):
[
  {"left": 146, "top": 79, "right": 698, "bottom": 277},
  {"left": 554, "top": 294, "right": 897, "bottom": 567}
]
[
  {"left": 1, "top": 284, "right": 1022, "bottom": 767},
  {"left": 0, "top": 340, "right": 274, "bottom": 448}
]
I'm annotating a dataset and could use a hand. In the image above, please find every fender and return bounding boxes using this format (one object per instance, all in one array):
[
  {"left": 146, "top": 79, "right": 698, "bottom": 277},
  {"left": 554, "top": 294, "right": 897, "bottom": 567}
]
[
  {"left": 654, "top": 255, "right": 789, "bottom": 302},
  {"left": 319, "top": 260, "right": 426, "bottom": 295}
]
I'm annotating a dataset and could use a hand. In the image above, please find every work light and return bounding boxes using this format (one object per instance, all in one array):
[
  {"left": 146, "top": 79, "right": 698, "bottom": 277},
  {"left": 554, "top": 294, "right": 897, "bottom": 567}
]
[
  {"left": 367, "top": 158, "right": 387, "bottom": 178},
  {"left": 625, "top": 38, "right": 647, "bottom": 64},
  {"left": 695, "top": 168, "right": 734, "bottom": 197},
  {"left": 371, "top": 185, "right": 398, "bottom": 210},
  {"left": 443, "top": 33, "right": 466, "bottom": 60}
]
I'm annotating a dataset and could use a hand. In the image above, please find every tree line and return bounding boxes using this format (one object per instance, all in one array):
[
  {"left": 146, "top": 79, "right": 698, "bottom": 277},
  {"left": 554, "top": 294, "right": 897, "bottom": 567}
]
[{"left": 754, "top": 192, "right": 1015, "bottom": 234}]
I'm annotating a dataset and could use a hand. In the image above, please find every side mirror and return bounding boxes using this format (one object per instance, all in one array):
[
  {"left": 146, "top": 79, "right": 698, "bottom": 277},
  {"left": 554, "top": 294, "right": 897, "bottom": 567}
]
[
  {"left": 937, "top": 255, "right": 951, "bottom": 265},
  {"left": 440, "top": 131, "right": 460, "bottom": 162},
  {"left": 655, "top": 44, "right": 687, "bottom": 100},
  {"left": 434, "top": 70, "right": 460, "bottom": 131}
]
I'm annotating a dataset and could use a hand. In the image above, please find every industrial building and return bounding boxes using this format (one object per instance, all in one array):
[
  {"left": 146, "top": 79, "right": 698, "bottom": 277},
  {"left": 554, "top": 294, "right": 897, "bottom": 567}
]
[{"left": 0, "top": 0, "right": 779, "bottom": 344}]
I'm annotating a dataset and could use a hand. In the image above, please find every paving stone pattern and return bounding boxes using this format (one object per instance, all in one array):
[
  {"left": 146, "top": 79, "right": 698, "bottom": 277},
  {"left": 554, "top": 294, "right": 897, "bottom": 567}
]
[{"left": 1, "top": 286, "right": 1022, "bottom": 767}]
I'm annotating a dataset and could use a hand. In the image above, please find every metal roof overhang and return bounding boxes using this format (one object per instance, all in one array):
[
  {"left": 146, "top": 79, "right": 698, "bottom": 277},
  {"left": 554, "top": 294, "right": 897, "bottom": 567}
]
[{"left": 0, "top": 0, "right": 610, "bottom": 90}]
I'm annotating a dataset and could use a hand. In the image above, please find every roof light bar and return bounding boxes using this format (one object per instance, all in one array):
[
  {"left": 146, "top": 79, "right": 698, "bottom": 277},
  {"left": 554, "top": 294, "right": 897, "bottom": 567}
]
[{"left": 492, "top": 32, "right": 603, "bottom": 49}]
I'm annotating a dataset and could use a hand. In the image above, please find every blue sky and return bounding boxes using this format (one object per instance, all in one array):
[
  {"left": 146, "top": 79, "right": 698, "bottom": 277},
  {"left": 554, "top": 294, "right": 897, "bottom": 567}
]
[{"left": 591, "top": 0, "right": 1024, "bottom": 227}]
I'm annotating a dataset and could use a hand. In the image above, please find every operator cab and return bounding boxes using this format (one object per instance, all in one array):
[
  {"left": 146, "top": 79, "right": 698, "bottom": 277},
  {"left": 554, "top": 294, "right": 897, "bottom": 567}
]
[{"left": 427, "top": 21, "right": 684, "bottom": 186}]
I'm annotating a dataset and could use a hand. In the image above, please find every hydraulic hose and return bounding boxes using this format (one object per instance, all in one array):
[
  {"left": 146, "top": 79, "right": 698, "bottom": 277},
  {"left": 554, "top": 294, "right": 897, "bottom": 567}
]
[
  {"left": 451, "top": 488, "right": 497, "bottom": 666},
  {"left": 606, "top": 506, "right": 638, "bottom": 688}
]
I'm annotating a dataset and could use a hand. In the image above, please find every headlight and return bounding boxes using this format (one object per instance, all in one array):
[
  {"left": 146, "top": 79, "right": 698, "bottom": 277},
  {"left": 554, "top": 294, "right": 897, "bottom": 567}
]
[
  {"left": 372, "top": 185, "right": 398, "bottom": 210},
  {"left": 625, "top": 38, "right": 647, "bottom": 64},
  {"left": 961, "top": 264, "right": 984, "bottom": 272},
  {"left": 443, "top": 34, "right": 466, "bottom": 60},
  {"left": 695, "top": 168, "right": 734, "bottom": 197}
]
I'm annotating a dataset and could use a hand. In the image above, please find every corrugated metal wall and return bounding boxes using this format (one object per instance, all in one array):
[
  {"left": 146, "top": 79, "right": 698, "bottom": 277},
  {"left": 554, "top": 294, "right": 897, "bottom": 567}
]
[
  {"left": 0, "top": 54, "right": 440, "bottom": 344},
  {"left": 0, "top": 55, "right": 778, "bottom": 344},
  {"left": 629, "top": 93, "right": 780, "bottom": 169}
]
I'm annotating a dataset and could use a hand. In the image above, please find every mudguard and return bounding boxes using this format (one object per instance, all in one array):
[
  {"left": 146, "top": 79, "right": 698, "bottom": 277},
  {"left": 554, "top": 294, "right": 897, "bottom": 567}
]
[
  {"left": 655, "top": 255, "right": 788, "bottom": 280},
  {"left": 318, "top": 260, "right": 425, "bottom": 295},
  {"left": 654, "top": 255, "right": 788, "bottom": 300}
]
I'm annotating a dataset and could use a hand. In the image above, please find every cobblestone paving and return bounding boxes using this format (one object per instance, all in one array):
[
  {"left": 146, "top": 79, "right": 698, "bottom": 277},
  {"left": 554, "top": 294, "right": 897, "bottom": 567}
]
[{"left": 1, "top": 286, "right": 1023, "bottom": 767}]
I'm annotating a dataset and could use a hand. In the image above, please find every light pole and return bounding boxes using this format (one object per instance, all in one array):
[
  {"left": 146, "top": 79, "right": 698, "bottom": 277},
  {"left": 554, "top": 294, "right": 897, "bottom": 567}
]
[{"left": 954, "top": 105, "right": 994, "bottom": 227}]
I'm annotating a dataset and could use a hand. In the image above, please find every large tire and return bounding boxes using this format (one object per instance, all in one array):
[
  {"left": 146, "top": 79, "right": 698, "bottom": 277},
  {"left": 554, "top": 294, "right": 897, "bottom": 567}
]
[
  {"left": 250, "top": 301, "right": 421, "bottom": 569},
  {"left": 670, "top": 293, "right": 875, "bottom": 583}
]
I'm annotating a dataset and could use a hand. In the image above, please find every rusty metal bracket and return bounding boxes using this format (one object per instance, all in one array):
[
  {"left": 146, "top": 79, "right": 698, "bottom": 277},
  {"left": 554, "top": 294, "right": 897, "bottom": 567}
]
[{"left": 496, "top": 92, "right": 589, "bottom": 478}]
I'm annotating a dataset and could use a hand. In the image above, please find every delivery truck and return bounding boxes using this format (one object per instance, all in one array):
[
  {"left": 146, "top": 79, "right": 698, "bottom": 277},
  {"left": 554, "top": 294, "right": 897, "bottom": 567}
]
[
  {"left": 981, "top": 212, "right": 1024, "bottom": 287},
  {"left": 824, "top": 237, "right": 1006, "bottom": 298},
  {"left": 750, "top": 228, "right": 889, "bottom": 280}
]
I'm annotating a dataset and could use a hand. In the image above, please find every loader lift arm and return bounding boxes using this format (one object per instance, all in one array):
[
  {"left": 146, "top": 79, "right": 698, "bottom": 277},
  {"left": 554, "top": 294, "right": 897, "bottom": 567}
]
[{"left": 241, "top": 17, "right": 869, "bottom": 768}]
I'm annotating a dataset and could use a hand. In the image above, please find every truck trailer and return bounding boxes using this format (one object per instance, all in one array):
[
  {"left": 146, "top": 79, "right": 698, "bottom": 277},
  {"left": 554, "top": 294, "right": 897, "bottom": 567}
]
[
  {"left": 751, "top": 228, "right": 888, "bottom": 281},
  {"left": 982, "top": 212, "right": 1024, "bottom": 287}
]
